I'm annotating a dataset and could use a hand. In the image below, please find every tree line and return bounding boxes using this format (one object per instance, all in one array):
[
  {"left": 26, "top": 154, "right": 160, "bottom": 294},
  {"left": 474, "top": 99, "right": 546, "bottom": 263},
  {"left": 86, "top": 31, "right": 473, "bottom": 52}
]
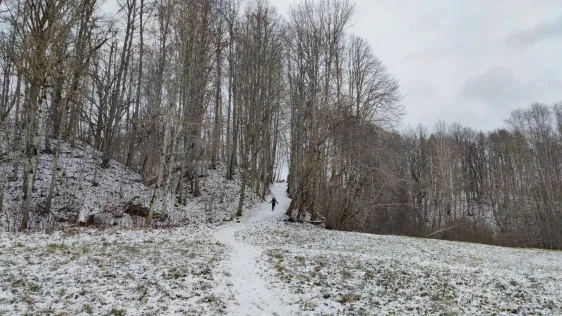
[
  {"left": 319, "top": 103, "right": 562, "bottom": 250},
  {"left": 0, "top": 0, "right": 560, "bottom": 249}
]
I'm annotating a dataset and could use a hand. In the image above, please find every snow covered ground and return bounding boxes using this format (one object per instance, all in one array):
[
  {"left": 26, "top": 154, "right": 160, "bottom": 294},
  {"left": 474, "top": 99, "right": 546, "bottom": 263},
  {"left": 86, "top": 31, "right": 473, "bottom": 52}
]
[
  {"left": 0, "top": 184, "right": 283, "bottom": 316},
  {"left": 0, "top": 225, "right": 228, "bottom": 315},
  {"left": 0, "top": 141, "right": 258, "bottom": 232},
  {"left": 237, "top": 184, "right": 562, "bottom": 315},
  {"left": 213, "top": 183, "right": 300, "bottom": 316},
  {"left": 1, "top": 182, "right": 561, "bottom": 315}
]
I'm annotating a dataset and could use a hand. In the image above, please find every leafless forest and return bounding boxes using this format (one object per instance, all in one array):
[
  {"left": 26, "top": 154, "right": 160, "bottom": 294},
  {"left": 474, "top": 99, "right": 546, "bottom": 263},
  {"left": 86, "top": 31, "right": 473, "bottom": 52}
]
[{"left": 0, "top": 0, "right": 560, "bottom": 249}]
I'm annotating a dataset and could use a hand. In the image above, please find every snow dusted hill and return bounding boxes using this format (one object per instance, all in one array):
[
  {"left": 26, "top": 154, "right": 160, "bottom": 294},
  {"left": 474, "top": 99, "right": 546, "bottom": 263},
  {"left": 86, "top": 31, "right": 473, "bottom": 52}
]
[
  {"left": 0, "top": 141, "right": 258, "bottom": 232},
  {"left": 1, "top": 183, "right": 561, "bottom": 315}
]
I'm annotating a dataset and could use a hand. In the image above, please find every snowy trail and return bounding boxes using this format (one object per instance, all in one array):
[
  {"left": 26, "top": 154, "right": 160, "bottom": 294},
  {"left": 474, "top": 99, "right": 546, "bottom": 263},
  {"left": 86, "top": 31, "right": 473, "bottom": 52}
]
[{"left": 214, "top": 183, "right": 298, "bottom": 316}]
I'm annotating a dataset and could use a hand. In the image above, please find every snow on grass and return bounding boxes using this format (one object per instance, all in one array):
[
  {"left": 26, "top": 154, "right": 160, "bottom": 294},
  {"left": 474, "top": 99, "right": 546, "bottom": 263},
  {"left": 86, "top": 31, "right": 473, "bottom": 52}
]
[
  {"left": 0, "top": 226, "right": 230, "bottom": 315},
  {"left": 240, "top": 221, "right": 562, "bottom": 315},
  {"left": 3, "top": 176, "right": 561, "bottom": 315}
]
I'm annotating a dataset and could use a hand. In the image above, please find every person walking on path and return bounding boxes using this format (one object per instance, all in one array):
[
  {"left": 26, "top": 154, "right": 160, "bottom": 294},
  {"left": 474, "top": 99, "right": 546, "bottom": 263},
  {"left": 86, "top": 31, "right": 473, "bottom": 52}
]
[{"left": 269, "top": 197, "right": 278, "bottom": 211}]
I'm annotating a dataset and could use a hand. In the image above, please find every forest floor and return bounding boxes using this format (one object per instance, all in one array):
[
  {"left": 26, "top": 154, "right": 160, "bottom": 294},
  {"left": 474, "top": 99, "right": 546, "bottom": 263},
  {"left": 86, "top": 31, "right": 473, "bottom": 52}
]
[
  {"left": 0, "top": 141, "right": 258, "bottom": 232},
  {"left": 1, "top": 182, "right": 562, "bottom": 315}
]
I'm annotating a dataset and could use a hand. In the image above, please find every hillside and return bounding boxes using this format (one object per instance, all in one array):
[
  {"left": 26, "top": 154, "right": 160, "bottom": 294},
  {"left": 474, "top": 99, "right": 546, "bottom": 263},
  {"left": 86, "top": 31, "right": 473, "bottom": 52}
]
[
  {"left": 1, "top": 183, "right": 561, "bottom": 315},
  {"left": 0, "top": 141, "right": 257, "bottom": 232}
]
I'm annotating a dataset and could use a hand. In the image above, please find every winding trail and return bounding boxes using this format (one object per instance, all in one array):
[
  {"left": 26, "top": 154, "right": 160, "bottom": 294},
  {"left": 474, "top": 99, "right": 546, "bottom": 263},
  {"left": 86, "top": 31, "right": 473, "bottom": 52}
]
[{"left": 214, "top": 183, "right": 297, "bottom": 316}]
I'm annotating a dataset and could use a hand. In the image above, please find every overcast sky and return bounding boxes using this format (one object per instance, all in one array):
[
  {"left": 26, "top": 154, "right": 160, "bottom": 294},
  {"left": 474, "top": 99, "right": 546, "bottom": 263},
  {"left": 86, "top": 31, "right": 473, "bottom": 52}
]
[{"left": 270, "top": 0, "right": 562, "bottom": 132}]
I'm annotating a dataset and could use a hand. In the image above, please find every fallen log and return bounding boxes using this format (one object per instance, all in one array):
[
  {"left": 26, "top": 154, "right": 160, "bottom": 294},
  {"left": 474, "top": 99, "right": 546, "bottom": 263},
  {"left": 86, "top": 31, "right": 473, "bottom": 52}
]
[
  {"left": 425, "top": 224, "right": 459, "bottom": 238},
  {"left": 125, "top": 203, "right": 168, "bottom": 221},
  {"left": 308, "top": 220, "right": 325, "bottom": 226},
  {"left": 284, "top": 218, "right": 325, "bottom": 225}
]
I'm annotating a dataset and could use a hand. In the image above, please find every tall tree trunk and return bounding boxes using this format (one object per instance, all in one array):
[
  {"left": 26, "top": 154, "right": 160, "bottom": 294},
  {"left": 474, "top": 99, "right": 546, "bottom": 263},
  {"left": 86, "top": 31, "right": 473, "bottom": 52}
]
[
  {"left": 211, "top": 41, "right": 222, "bottom": 169},
  {"left": 148, "top": 105, "right": 172, "bottom": 225},
  {"left": 21, "top": 85, "right": 46, "bottom": 231},
  {"left": 127, "top": 0, "right": 145, "bottom": 168}
]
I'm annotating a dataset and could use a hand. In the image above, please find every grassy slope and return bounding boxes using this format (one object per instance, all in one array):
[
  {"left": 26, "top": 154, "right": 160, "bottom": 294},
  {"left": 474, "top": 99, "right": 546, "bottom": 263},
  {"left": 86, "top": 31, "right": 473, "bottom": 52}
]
[
  {"left": 0, "top": 227, "right": 230, "bottom": 316},
  {"left": 244, "top": 222, "right": 562, "bottom": 315}
]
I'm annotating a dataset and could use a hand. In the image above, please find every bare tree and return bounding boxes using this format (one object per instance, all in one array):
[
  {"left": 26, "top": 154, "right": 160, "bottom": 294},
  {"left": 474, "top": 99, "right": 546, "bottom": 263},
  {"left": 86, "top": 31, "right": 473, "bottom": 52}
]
[
  {"left": 100, "top": 0, "right": 136, "bottom": 169},
  {"left": 234, "top": 0, "right": 284, "bottom": 216},
  {"left": 286, "top": 0, "right": 402, "bottom": 227}
]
